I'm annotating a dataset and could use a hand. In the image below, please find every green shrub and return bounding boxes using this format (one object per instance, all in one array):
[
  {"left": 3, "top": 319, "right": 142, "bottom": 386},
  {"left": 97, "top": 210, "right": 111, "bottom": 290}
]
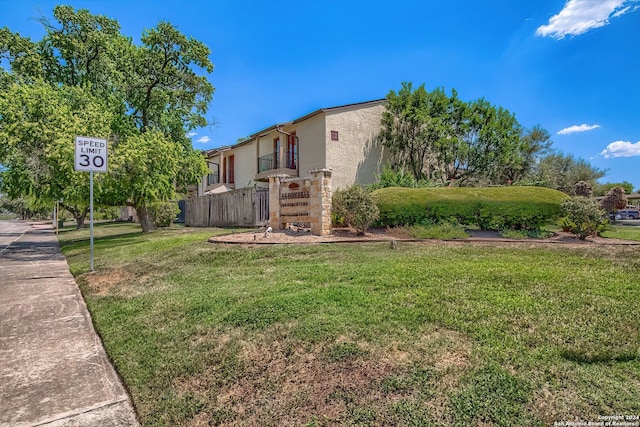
[
  {"left": 371, "top": 166, "right": 418, "bottom": 189},
  {"left": 148, "top": 201, "right": 180, "bottom": 228},
  {"left": 372, "top": 186, "right": 568, "bottom": 231},
  {"left": 560, "top": 197, "right": 607, "bottom": 239},
  {"left": 367, "top": 166, "right": 443, "bottom": 190},
  {"left": 333, "top": 185, "right": 379, "bottom": 235}
]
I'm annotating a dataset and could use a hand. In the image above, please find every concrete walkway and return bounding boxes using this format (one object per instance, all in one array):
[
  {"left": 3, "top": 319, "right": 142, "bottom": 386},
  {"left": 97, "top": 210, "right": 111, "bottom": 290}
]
[{"left": 0, "top": 220, "right": 138, "bottom": 427}]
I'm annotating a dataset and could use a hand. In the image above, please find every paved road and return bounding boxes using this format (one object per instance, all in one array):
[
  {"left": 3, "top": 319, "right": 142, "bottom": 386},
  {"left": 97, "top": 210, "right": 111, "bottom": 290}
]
[
  {"left": 0, "top": 221, "right": 29, "bottom": 255},
  {"left": 0, "top": 220, "right": 138, "bottom": 427}
]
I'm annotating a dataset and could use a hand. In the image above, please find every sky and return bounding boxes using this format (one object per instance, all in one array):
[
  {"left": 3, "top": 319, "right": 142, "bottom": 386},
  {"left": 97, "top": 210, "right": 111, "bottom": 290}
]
[{"left": 1, "top": 0, "right": 639, "bottom": 189}]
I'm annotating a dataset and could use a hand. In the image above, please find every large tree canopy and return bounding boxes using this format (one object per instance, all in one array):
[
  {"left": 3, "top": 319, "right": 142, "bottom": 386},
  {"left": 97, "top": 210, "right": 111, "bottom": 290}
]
[
  {"left": 0, "top": 81, "right": 114, "bottom": 227},
  {"left": 527, "top": 152, "right": 606, "bottom": 195},
  {"left": 0, "top": 5, "right": 212, "bottom": 232},
  {"left": 379, "top": 82, "right": 552, "bottom": 186}
]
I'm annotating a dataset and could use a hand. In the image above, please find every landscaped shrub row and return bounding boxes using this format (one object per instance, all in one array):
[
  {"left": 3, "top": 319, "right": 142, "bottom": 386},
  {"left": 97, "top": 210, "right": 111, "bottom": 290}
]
[{"left": 372, "top": 186, "right": 569, "bottom": 230}]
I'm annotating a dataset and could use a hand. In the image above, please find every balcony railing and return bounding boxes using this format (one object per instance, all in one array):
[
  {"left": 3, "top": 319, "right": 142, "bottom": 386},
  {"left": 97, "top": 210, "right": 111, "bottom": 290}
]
[
  {"left": 258, "top": 151, "right": 297, "bottom": 173},
  {"left": 207, "top": 172, "right": 220, "bottom": 186},
  {"left": 258, "top": 153, "right": 275, "bottom": 173}
]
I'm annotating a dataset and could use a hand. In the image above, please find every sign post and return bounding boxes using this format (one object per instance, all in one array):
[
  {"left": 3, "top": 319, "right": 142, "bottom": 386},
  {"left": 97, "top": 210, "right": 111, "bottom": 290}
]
[{"left": 74, "top": 136, "right": 108, "bottom": 271}]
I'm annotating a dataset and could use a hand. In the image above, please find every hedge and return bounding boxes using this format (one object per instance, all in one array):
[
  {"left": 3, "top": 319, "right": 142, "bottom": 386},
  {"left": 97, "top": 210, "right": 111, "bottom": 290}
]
[{"left": 372, "top": 186, "right": 569, "bottom": 230}]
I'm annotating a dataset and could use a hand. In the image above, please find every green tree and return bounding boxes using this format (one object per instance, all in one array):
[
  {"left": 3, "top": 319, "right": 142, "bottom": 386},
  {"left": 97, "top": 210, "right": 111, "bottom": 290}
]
[
  {"left": 594, "top": 181, "right": 634, "bottom": 196},
  {"left": 459, "top": 98, "right": 523, "bottom": 185},
  {"left": 38, "top": 5, "right": 126, "bottom": 93},
  {"left": 378, "top": 82, "right": 436, "bottom": 181},
  {"left": 0, "top": 6, "right": 213, "bottom": 232},
  {"left": 124, "top": 21, "right": 214, "bottom": 142},
  {"left": 103, "top": 131, "right": 206, "bottom": 232},
  {"left": 0, "top": 81, "right": 114, "bottom": 228},
  {"left": 378, "top": 82, "right": 550, "bottom": 186},
  {"left": 530, "top": 152, "right": 606, "bottom": 195}
]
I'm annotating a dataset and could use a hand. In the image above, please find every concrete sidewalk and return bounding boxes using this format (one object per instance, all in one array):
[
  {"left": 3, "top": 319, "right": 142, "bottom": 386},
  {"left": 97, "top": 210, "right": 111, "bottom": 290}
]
[{"left": 0, "top": 221, "right": 139, "bottom": 427}]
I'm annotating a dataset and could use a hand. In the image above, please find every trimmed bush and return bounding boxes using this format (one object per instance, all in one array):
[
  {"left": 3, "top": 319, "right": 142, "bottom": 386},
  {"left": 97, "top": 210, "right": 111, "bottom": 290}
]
[
  {"left": 148, "top": 201, "right": 180, "bottom": 228},
  {"left": 560, "top": 197, "right": 607, "bottom": 239},
  {"left": 333, "top": 185, "right": 379, "bottom": 235},
  {"left": 372, "top": 186, "right": 568, "bottom": 230},
  {"left": 600, "top": 186, "right": 627, "bottom": 214}
]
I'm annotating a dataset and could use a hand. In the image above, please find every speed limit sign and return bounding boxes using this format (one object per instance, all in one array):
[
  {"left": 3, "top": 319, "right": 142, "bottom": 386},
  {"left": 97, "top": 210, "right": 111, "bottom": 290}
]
[{"left": 75, "top": 136, "right": 108, "bottom": 172}]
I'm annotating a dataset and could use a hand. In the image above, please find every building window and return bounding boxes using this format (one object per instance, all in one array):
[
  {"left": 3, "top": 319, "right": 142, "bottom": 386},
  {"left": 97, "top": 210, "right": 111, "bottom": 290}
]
[
  {"left": 225, "top": 155, "right": 235, "bottom": 184},
  {"left": 331, "top": 130, "right": 339, "bottom": 141},
  {"left": 287, "top": 133, "right": 297, "bottom": 169},
  {"left": 274, "top": 137, "right": 281, "bottom": 169}
]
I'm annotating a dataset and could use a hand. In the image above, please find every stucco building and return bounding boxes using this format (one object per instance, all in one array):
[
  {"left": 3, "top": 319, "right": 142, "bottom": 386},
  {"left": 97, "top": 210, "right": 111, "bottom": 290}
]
[{"left": 196, "top": 99, "right": 387, "bottom": 196}]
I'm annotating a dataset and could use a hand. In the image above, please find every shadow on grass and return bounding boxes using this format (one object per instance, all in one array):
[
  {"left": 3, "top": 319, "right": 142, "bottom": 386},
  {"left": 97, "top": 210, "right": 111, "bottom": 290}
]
[
  {"left": 58, "top": 222, "right": 144, "bottom": 244},
  {"left": 560, "top": 348, "right": 638, "bottom": 364}
]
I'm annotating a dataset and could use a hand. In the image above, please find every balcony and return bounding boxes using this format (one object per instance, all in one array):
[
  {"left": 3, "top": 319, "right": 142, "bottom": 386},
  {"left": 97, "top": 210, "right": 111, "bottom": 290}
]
[
  {"left": 256, "top": 150, "right": 298, "bottom": 180},
  {"left": 258, "top": 153, "right": 275, "bottom": 173},
  {"left": 207, "top": 172, "right": 220, "bottom": 186}
]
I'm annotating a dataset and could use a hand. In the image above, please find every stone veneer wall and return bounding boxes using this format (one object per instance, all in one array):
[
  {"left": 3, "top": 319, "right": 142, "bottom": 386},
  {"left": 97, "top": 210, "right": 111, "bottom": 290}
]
[{"left": 269, "top": 169, "right": 332, "bottom": 236}]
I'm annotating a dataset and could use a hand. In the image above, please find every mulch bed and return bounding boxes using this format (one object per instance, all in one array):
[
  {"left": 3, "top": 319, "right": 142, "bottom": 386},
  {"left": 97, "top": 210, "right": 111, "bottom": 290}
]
[{"left": 208, "top": 227, "right": 640, "bottom": 246}]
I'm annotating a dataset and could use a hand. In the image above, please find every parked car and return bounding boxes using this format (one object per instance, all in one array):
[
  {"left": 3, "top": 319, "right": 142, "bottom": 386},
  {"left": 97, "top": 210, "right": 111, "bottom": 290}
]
[{"left": 616, "top": 209, "right": 640, "bottom": 219}]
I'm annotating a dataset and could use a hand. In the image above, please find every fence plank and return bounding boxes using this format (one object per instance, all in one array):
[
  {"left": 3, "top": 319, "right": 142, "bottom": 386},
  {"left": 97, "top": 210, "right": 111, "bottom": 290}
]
[{"left": 186, "top": 188, "right": 269, "bottom": 227}]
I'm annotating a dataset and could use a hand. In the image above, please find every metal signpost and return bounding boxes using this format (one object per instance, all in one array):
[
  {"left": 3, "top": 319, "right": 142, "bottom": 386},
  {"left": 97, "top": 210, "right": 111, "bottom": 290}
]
[{"left": 74, "top": 136, "right": 108, "bottom": 271}]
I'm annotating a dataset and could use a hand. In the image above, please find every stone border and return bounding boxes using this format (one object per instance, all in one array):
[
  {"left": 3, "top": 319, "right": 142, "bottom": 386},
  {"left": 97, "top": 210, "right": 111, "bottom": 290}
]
[{"left": 207, "top": 229, "right": 640, "bottom": 246}]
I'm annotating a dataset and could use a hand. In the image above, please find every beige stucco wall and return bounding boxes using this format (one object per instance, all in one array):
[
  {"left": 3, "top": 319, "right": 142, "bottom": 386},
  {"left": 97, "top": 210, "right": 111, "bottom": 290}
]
[
  {"left": 294, "top": 114, "right": 326, "bottom": 174},
  {"left": 325, "top": 103, "right": 386, "bottom": 191},
  {"left": 230, "top": 142, "right": 257, "bottom": 188},
  {"left": 257, "top": 131, "right": 276, "bottom": 158}
]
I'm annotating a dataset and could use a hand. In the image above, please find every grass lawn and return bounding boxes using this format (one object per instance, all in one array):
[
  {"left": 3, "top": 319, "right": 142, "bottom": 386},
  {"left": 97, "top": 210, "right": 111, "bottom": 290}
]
[
  {"left": 601, "top": 224, "right": 640, "bottom": 242},
  {"left": 59, "top": 223, "right": 640, "bottom": 426}
]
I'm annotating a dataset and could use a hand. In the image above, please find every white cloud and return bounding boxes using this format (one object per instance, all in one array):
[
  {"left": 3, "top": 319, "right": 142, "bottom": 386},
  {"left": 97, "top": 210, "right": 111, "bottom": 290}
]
[
  {"left": 600, "top": 140, "right": 640, "bottom": 158},
  {"left": 196, "top": 136, "right": 211, "bottom": 144},
  {"left": 187, "top": 131, "right": 198, "bottom": 137},
  {"left": 557, "top": 124, "right": 601, "bottom": 135},
  {"left": 612, "top": 5, "right": 632, "bottom": 16},
  {"left": 536, "top": 0, "right": 639, "bottom": 39}
]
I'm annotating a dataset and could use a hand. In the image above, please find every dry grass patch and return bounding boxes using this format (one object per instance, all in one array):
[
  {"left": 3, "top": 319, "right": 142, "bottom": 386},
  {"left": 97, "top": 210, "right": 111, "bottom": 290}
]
[
  {"left": 167, "top": 323, "right": 478, "bottom": 426},
  {"left": 81, "top": 268, "right": 132, "bottom": 296}
]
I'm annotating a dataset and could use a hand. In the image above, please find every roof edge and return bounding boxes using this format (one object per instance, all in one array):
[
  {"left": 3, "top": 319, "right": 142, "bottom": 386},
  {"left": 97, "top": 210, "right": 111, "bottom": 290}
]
[
  {"left": 206, "top": 98, "right": 386, "bottom": 154},
  {"left": 292, "top": 99, "right": 386, "bottom": 124}
]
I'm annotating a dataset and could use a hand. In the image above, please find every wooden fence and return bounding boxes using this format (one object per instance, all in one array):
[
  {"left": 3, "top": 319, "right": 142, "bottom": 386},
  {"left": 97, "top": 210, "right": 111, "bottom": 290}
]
[{"left": 185, "top": 187, "right": 269, "bottom": 227}]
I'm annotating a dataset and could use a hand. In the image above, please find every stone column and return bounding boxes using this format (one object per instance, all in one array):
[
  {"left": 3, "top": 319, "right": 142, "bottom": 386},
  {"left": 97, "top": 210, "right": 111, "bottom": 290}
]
[
  {"left": 309, "top": 168, "right": 332, "bottom": 236},
  {"left": 268, "top": 174, "right": 284, "bottom": 230}
]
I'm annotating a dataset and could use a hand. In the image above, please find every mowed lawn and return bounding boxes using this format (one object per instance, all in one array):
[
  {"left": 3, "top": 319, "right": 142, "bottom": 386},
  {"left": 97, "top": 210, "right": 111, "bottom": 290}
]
[{"left": 59, "top": 223, "right": 640, "bottom": 426}]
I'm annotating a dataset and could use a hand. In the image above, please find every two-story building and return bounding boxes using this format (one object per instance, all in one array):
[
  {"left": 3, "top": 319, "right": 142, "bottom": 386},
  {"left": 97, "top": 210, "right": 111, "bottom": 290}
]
[{"left": 196, "top": 99, "right": 387, "bottom": 196}]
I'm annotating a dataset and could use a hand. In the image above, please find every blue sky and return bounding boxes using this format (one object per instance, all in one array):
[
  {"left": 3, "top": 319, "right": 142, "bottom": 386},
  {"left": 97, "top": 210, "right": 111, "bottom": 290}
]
[{"left": 1, "top": 0, "right": 639, "bottom": 189}]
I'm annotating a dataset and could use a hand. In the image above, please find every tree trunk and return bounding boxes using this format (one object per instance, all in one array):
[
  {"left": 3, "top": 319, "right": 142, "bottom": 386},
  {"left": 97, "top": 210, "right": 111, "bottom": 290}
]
[
  {"left": 136, "top": 204, "right": 157, "bottom": 233},
  {"left": 75, "top": 214, "right": 85, "bottom": 229},
  {"left": 63, "top": 206, "right": 89, "bottom": 229}
]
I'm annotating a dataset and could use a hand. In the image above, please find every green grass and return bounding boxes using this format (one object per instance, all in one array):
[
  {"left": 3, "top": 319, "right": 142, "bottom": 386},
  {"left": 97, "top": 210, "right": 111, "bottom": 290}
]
[
  {"left": 59, "top": 223, "right": 640, "bottom": 426},
  {"left": 601, "top": 224, "right": 640, "bottom": 241},
  {"left": 398, "top": 222, "right": 470, "bottom": 240}
]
